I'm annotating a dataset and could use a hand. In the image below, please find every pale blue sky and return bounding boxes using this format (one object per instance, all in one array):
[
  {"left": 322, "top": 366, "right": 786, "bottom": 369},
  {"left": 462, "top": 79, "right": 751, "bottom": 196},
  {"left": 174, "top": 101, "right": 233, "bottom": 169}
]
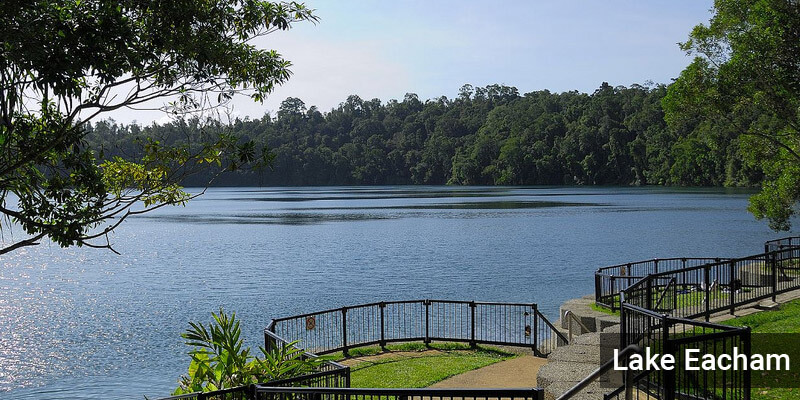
[{"left": 116, "top": 1, "right": 714, "bottom": 125}]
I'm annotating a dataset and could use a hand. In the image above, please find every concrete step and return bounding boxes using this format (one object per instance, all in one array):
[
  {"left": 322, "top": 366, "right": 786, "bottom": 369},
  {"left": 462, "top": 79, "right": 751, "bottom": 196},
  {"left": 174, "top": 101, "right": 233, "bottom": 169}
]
[
  {"left": 543, "top": 380, "right": 609, "bottom": 400},
  {"left": 537, "top": 360, "right": 600, "bottom": 389},
  {"left": 558, "top": 297, "right": 620, "bottom": 335}
]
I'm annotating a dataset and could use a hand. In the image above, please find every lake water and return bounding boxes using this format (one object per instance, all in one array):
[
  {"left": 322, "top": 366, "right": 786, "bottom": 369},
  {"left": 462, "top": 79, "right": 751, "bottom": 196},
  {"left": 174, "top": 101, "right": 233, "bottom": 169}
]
[{"left": 0, "top": 186, "right": 792, "bottom": 399}]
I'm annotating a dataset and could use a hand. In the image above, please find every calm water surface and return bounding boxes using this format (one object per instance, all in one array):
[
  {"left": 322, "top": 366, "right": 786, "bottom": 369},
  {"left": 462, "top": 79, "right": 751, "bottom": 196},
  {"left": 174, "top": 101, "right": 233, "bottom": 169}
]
[{"left": 0, "top": 186, "right": 792, "bottom": 399}]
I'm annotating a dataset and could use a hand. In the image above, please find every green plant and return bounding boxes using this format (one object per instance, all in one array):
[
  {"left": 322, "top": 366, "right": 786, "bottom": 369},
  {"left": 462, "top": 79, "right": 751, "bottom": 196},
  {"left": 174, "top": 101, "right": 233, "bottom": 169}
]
[
  {"left": 173, "top": 308, "right": 320, "bottom": 395},
  {"left": 253, "top": 339, "right": 322, "bottom": 382}
]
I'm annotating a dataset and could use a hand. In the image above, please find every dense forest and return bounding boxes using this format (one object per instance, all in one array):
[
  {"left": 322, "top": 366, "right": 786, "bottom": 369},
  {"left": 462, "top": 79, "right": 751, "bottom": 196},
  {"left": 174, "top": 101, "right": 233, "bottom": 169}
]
[{"left": 85, "top": 82, "right": 761, "bottom": 187}]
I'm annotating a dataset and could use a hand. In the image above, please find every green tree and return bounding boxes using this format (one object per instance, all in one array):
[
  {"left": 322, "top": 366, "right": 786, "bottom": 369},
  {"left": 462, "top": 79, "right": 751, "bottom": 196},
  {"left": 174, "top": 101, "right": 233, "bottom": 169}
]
[
  {"left": 663, "top": 0, "right": 800, "bottom": 230},
  {"left": 0, "top": 1, "right": 317, "bottom": 254}
]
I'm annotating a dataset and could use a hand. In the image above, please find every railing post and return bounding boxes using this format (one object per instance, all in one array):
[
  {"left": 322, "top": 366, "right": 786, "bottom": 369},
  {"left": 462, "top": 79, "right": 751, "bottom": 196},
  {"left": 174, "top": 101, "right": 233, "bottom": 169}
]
[
  {"left": 743, "top": 327, "right": 752, "bottom": 400},
  {"left": 704, "top": 265, "right": 711, "bottom": 322},
  {"left": 662, "top": 315, "right": 676, "bottom": 400},
  {"left": 654, "top": 259, "right": 659, "bottom": 274},
  {"left": 532, "top": 304, "right": 539, "bottom": 351},
  {"left": 424, "top": 300, "right": 430, "bottom": 345},
  {"left": 379, "top": 302, "right": 386, "bottom": 349},
  {"left": 469, "top": 301, "right": 476, "bottom": 348},
  {"left": 594, "top": 273, "right": 601, "bottom": 304},
  {"left": 265, "top": 321, "right": 278, "bottom": 353},
  {"left": 646, "top": 277, "right": 653, "bottom": 311},
  {"left": 341, "top": 307, "right": 348, "bottom": 357},
  {"left": 730, "top": 261, "right": 736, "bottom": 315},
  {"left": 610, "top": 277, "right": 617, "bottom": 312},
  {"left": 619, "top": 301, "right": 626, "bottom": 350},
  {"left": 624, "top": 365, "right": 634, "bottom": 400},
  {"left": 771, "top": 252, "right": 778, "bottom": 302},
  {"left": 248, "top": 384, "right": 257, "bottom": 400}
]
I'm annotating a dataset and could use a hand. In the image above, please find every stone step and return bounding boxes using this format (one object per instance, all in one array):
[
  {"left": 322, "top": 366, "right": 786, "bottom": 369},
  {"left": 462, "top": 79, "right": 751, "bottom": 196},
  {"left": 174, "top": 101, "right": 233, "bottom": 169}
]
[
  {"left": 537, "top": 360, "right": 601, "bottom": 389},
  {"left": 543, "top": 380, "right": 609, "bottom": 400},
  {"left": 558, "top": 297, "right": 620, "bottom": 335}
]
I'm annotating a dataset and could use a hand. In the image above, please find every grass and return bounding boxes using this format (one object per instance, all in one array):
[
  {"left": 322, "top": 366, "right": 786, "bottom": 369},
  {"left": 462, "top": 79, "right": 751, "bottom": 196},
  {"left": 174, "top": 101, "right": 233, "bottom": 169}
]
[
  {"left": 335, "top": 342, "right": 516, "bottom": 388},
  {"left": 594, "top": 288, "right": 732, "bottom": 315},
  {"left": 720, "top": 298, "right": 800, "bottom": 333},
  {"left": 717, "top": 298, "right": 800, "bottom": 399},
  {"left": 590, "top": 302, "right": 619, "bottom": 315}
]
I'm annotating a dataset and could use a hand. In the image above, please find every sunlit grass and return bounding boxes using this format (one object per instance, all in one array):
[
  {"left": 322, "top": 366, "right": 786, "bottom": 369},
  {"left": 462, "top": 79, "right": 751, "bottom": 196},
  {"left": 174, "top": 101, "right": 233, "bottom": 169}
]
[{"left": 335, "top": 342, "right": 516, "bottom": 388}]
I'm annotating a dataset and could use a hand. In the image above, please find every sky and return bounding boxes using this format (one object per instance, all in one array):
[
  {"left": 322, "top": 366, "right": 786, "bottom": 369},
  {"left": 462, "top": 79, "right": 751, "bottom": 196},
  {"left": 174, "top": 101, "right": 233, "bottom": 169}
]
[{"left": 113, "top": 1, "right": 715, "bottom": 125}]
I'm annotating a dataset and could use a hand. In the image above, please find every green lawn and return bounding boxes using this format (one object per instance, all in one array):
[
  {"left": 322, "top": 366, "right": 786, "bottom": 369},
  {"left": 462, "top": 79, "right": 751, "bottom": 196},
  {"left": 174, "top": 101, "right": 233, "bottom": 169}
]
[
  {"left": 719, "top": 298, "right": 800, "bottom": 400},
  {"left": 338, "top": 342, "right": 516, "bottom": 388},
  {"left": 720, "top": 298, "right": 800, "bottom": 333},
  {"left": 594, "top": 288, "right": 732, "bottom": 315},
  {"left": 590, "top": 302, "right": 619, "bottom": 315}
]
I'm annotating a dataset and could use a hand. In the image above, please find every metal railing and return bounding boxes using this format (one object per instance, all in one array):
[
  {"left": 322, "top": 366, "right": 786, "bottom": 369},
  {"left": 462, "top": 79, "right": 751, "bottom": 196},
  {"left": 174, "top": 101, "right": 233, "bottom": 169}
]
[
  {"left": 267, "top": 299, "right": 568, "bottom": 357},
  {"left": 622, "top": 246, "right": 800, "bottom": 321},
  {"left": 586, "top": 237, "right": 800, "bottom": 399},
  {"left": 595, "top": 258, "right": 726, "bottom": 311},
  {"left": 159, "top": 385, "right": 545, "bottom": 400},
  {"left": 596, "top": 237, "right": 800, "bottom": 312},
  {"left": 765, "top": 236, "right": 800, "bottom": 252},
  {"left": 556, "top": 344, "right": 643, "bottom": 400},
  {"left": 563, "top": 310, "right": 591, "bottom": 342},
  {"left": 253, "top": 386, "right": 545, "bottom": 400},
  {"left": 615, "top": 302, "right": 751, "bottom": 400}
]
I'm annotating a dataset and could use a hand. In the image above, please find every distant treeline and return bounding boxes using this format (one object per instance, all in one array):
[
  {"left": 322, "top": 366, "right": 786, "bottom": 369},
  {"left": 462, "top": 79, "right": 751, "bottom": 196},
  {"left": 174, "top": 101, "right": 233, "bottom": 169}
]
[{"left": 85, "top": 83, "right": 762, "bottom": 187}]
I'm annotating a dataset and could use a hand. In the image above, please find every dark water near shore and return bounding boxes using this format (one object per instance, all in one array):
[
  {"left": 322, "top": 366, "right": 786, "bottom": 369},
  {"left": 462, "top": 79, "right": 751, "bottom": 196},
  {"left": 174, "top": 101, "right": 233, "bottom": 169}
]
[{"left": 0, "top": 186, "right": 791, "bottom": 399}]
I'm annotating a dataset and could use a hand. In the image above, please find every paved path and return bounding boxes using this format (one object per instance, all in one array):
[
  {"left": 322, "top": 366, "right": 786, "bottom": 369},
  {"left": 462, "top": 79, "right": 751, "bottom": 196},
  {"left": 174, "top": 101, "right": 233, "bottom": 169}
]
[{"left": 430, "top": 355, "right": 546, "bottom": 388}]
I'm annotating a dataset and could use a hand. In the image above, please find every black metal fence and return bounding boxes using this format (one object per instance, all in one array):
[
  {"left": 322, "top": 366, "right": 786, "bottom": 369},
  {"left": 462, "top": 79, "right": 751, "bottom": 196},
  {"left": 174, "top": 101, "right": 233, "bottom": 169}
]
[
  {"left": 267, "top": 299, "right": 567, "bottom": 357},
  {"left": 765, "top": 236, "right": 800, "bottom": 253},
  {"left": 253, "top": 386, "right": 544, "bottom": 400},
  {"left": 595, "top": 258, "right": 726, "bottom": 311},
  {"left": 159, "top": 385, "right": 544, "bottom": 400},
  {"left": 597, "top": 236, "right": 800, "bottom": 312},
  {"left": 616, "top": 303, "right": 751, "bottom": 400},
  {"left": 620, "top": 246, "right": 800, "bottom": 321}
]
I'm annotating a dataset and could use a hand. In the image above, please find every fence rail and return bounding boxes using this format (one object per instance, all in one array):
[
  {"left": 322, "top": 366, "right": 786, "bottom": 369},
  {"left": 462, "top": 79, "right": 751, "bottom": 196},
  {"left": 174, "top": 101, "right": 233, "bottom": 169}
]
[
  {"left": 616, "top": 302, "right": 751, "bottom": 400},
  {"left": 253, "top": 386, "right": 544, "bottom": 400},
  {"left": 765, "top": 236, "right": 800, "bottom": 252},
  {"left": 596, "top": 236, "right": 800, "bottom": 312},
  {"left": 622, "top": 246, "right": 800, "bottom": 321},
  {"left": 267, "top": 299, "right": 567, "bottom": 357},
  {"left": 593, "top": 237, "right": 800, "bottom": 399},
  {"left": 595, "top": 258, "right": 726, "bottom": 311}
]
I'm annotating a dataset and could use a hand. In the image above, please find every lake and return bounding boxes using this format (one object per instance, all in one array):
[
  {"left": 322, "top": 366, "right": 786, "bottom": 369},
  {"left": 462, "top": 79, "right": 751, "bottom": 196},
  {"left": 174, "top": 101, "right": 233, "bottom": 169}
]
[{"left": 0, "top": 186, "right": 791, "bottom": 399}]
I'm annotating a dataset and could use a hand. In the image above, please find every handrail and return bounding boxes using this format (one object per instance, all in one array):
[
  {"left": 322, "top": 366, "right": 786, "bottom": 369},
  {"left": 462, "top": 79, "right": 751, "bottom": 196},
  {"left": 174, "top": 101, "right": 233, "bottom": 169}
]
[
  {"left": 596, "top": 257, "right": 726, "bottom": 274},
  {"left": 652, "top": 277, "right": 675, "bottom": 310},
  {"left": 563, "top": 310, "right": 591, "bottom": 341},
  {"left": 254, "top": 385, "right": 545, "bottom": 398},
  {"left": 269, "top": 299, "right": 568, "bottom": 356},
  {"left": 556, "top": 344, "right": 643, "bottom": 400}
]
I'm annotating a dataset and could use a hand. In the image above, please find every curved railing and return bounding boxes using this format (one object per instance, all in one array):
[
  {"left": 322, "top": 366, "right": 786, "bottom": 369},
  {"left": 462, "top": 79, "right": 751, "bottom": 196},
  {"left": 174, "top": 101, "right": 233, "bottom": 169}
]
[
  {"left": 595, "top": 258, "right": 726, "bottom": 311},
  {"left": 583, "top": 237, "right": 800, "bottom": 399},
  {"left": 266, "top": 299, "right": 568, "bottom": 357},
  {"left": 765, "top": 236, "right": 800, "bottom": 252},
  {"left": 596, "top": 236, "right": 800, "bottom": 311}
]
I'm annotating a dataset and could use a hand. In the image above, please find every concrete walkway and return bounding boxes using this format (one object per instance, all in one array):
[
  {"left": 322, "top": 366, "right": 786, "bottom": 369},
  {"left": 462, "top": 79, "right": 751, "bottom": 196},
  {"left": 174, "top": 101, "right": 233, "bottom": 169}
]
[
  {"left": 336, "top": 289, "right": 800, "bottom": 399},
  {"left": 430, "top": 355, "right": 546, "bottom": 388}
]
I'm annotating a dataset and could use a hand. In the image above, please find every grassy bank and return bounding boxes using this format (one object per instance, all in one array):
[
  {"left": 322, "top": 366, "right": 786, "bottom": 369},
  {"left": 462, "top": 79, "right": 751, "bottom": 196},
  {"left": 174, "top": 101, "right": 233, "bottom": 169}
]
[
  {"left": 721, "top": 299, "right": 800, "bottom": 400},
  {"left": 333, "top": 342, "right": 516, "bottom": 388}
]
